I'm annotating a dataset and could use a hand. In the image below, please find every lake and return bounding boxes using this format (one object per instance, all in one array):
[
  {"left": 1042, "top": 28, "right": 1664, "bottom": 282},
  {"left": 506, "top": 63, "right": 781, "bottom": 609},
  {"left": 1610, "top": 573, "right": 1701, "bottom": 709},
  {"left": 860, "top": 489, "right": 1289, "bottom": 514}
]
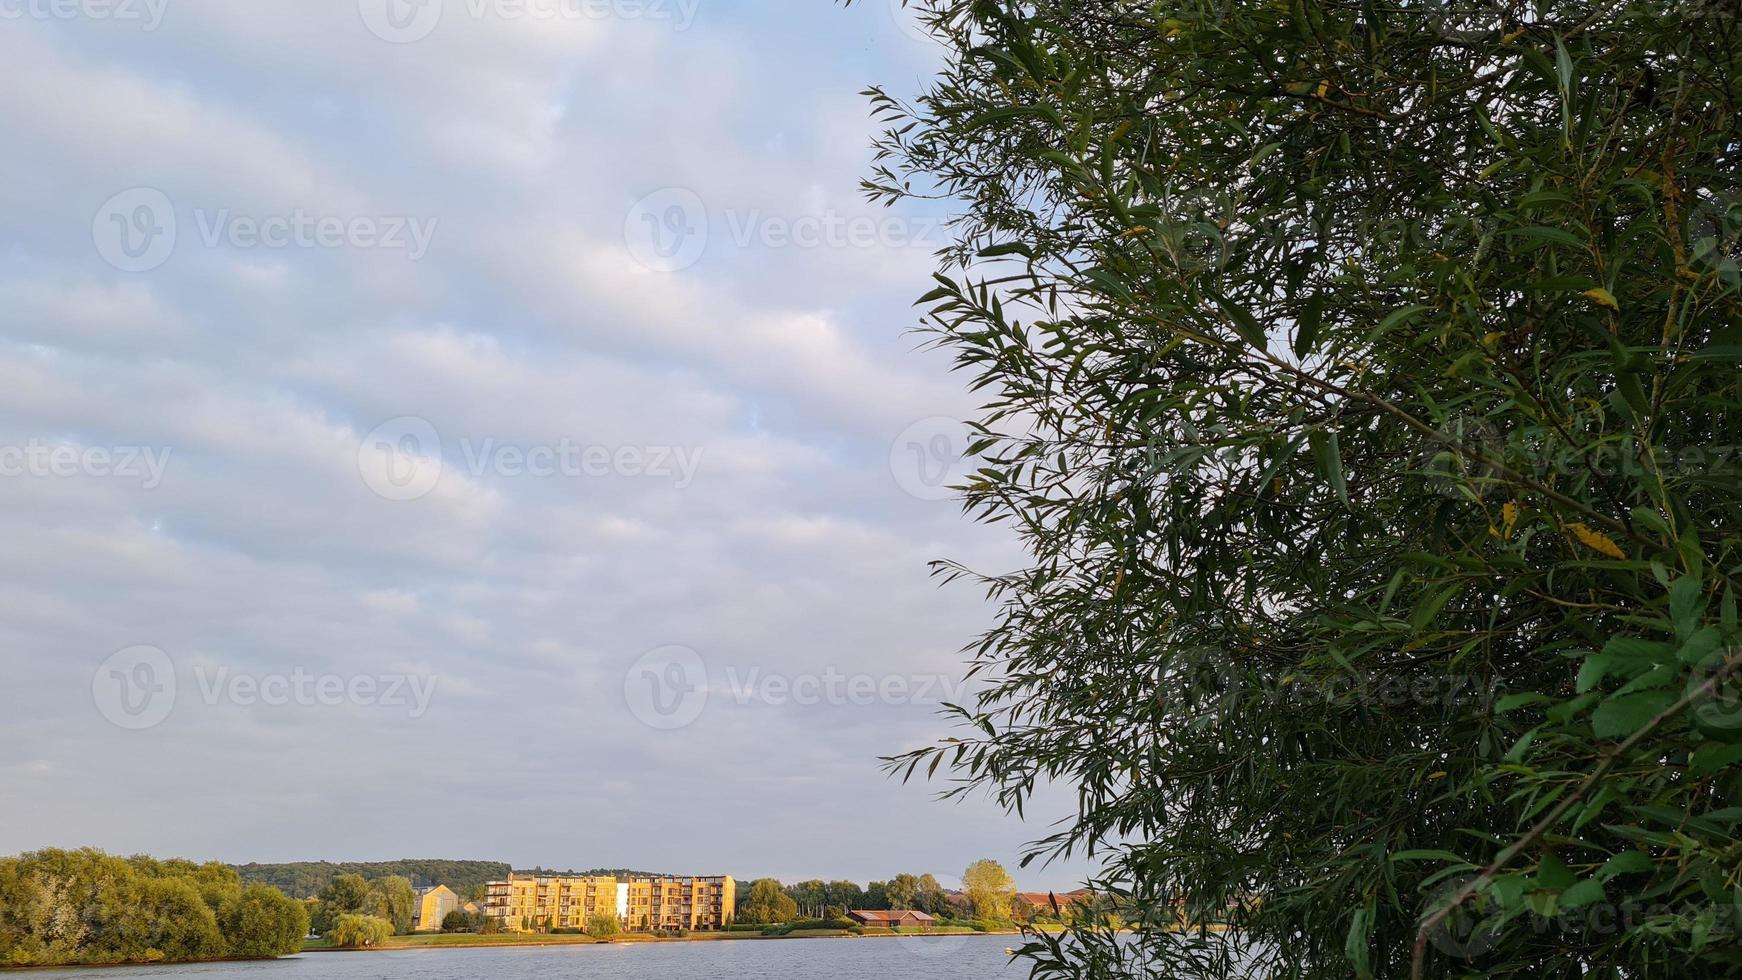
[{"left": 16, "top": 935, "right": 1027, "bottom": 979}]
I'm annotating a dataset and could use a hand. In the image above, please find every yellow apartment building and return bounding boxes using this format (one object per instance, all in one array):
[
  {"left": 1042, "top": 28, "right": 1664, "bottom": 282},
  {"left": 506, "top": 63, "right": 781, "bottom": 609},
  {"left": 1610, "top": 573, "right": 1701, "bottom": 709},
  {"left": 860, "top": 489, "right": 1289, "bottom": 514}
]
[
  {"left": 484, "top": 873, "right": 734, "bottom": 932},
  {"left": 414, "top": 885, "right": 461, "bottom": 931},
  {"left": 622, "top": 876, "right": 734, "bottom": 932}
]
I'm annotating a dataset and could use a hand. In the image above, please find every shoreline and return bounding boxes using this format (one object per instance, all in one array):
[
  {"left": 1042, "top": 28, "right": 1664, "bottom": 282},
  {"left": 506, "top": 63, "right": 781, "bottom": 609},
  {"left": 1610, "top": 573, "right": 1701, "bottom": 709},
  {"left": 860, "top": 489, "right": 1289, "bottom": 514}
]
[
  {"left": 302, "top": 927, "right": 1031, "bottom": 954},
  {"left": 0, "top": 927, "right": 1042, "bottom": 970}
]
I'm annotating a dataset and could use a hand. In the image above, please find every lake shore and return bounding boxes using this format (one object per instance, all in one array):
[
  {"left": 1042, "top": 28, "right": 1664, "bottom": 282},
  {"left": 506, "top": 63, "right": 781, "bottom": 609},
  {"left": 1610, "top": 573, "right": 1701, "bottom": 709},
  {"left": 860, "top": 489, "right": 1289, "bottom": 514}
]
[
  {"left": 0, "top": 926, "right": 1050, "bottom": 968},
  {"left": 300, "top": 926, "right": 1036, "bottom": 954}
]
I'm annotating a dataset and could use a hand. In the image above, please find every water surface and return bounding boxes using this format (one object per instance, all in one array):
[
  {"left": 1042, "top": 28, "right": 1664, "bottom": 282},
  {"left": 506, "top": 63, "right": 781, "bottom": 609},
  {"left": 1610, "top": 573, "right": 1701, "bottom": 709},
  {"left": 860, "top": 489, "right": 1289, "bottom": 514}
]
[{"left": 17, "top": 934, "right": 1023, "bottom": 979}]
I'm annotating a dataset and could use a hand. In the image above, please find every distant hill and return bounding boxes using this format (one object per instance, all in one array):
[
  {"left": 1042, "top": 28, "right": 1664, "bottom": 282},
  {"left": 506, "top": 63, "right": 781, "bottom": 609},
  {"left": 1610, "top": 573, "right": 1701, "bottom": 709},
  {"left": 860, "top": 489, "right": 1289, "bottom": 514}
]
[
  {"left": 514, "top": 867, "right": 669, "bottom": 879},
  {"left": 232, "top": 860, "right": 511, "bottom": 899}
]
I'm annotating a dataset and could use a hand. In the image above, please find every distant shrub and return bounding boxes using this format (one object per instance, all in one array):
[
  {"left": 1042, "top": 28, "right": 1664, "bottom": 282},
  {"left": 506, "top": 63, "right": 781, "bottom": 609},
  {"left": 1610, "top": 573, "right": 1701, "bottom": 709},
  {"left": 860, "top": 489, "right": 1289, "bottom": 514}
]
[
  {"left": 330, "top": 915, "right": 394, "bottom": 948},
  {"left": 760, "top": 917, "right": 862, "bottom": 937}
]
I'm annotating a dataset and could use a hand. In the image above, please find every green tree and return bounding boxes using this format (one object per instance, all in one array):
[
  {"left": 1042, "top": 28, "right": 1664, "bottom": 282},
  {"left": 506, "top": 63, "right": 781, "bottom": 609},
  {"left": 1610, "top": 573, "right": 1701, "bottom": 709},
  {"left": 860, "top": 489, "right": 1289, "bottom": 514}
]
[
  {"left": 363, "top": 875, "right": 417, "bottom": 935},
  {"left": 585, "top": 912, "right": 620, "bottom": 936},
  {"left": 230, "top": 861, "right": 510, "bottom": 901},
  {"left": 125, "top": 876, "right": 227, "bottom": 963},
  {"left": 218, "top": 884, "right": 309, "bottom": 959},
  {"left": 439, "top": 910, "right": 477, "bottom": 933},
  {"left": 737, "top": 879, "right": 798, "bottom": 925},
  {"left": 0, "top": 849, "right": 304, "bottom": 966},
  {"left": 310, "top": 873, "right": 368, "bottom": 936},
  {"left": 825, "top": 880, "right": 866, "bottom": 912},
  {"left": 884, "top": 872, "right": 920, "bottom": 910},
  {"left": 786, "top": 879, "right": 828, "bottom": 918},
  {"left": 329, "top": 914, "right": 393, "bottom": 949},
  {"left": 961, "top": 860, "right": 1015, "bottom": 922},
  {"left": 913, "top": 874, "right": 948, "bottom": 916},
  {"left": 862, "top": 1, "right": 1742, "bottom": 977}
]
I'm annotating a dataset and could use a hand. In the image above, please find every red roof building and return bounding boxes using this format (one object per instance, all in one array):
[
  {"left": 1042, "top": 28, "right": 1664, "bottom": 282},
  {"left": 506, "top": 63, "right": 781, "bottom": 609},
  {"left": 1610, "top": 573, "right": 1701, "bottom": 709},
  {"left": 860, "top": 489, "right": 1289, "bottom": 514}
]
[{"left": 849, "top": 909, "right": 937, "bottom": 927}]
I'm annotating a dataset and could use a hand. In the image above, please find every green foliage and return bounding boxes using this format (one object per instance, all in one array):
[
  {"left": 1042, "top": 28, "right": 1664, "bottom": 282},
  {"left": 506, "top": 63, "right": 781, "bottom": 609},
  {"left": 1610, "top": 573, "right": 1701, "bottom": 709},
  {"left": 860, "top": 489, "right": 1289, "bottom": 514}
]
[
  {"left": 219, "top": 885, "right": 310, "bottom": 959},
  {"left": 440, "top": 909, "right": 483, "bottom": 933},
  {"left": 309, "top": 873, "right": 369, "bottom": 936},
  {"left": 962, "top": 859, "right": 1016, "bottom": 921},
  {"left": 310, "top": 873, "right": 415, "bottom": 936},
  {"left": 736, "top": 878, "right": 800, "bottom": 924},
  {"left": 585, "top": 912, "right": 621, "bottom": 936},
  {"left": 329, "top": 914, "right": 393, "bottom": 949},
  {"left": 881, "top": 871, "right": 950, "bottom": 913},
  {"left": 362, "top": 875, "right": 417, "bottom": 935},
  {"left": 785, "top": 879, "right": 870, "bottom": 918},
  {"left": 232, "top": 860, "right": 510, "bottom": 900},
  {"left": 760, "top": 918, "right": 862, "bottom": 936},
  {"left": 0, "top": 849, "right": 306, "bottom": 966},
  {"left": 859, "top": 0, "right": 1742, "bottom": 977}
]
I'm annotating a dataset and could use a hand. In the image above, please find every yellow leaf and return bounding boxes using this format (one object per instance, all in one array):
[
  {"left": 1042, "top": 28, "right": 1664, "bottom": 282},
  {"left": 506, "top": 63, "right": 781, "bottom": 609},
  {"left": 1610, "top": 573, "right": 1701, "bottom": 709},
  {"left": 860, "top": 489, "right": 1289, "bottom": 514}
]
[
  {"left": 1583, "top": 287, "right": 1619, "bottom": 312},
  {"left": 1118, "top": 225, "right": 1150, "bottom": 239},
  {"left": 1501, "top": 500, "right": 1519, "bottom": 539},
  {"left": 1569, "top": 522, "right": 1626, "bottom": 559},
  {"left": 1502, "top": 27, "right": 1526, "bottom": 43},
  {"left": 1315, "top": 80, "right": 1329, "bottom": 98},
  {"left": 1482, "top": 331, "right": 1505, "bottom": 349},
  {"left": 1428, "top": 771, "right": 1448, "bottom": 781}
]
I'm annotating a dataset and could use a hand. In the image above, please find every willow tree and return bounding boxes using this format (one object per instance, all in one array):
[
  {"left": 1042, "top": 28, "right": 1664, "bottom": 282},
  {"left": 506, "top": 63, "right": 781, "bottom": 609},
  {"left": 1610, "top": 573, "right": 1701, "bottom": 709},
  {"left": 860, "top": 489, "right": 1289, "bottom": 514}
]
[{"left": 860, "top": 1, "right": 1742, "bottom": 976}]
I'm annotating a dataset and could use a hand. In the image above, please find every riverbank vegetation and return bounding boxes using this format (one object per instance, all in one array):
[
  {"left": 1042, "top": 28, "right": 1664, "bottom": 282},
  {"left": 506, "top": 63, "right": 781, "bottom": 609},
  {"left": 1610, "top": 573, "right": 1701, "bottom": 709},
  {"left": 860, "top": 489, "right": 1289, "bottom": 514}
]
[
  {"left": 329, "top": 914, "right": 394, "bottom": 949},
  {"left": 0, "top": 849, "right": 307, "bottom": 967},
  {"left": 308, "top": 873, "right": 420, "bottom": 936},
  {"left": 857, "top": 0, "right": 1742, "bottom": 977}
]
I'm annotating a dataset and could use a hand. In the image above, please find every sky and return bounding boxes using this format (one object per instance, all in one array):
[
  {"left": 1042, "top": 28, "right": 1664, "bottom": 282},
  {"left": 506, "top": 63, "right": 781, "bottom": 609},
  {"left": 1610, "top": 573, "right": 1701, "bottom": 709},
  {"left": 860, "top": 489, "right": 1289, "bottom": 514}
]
[{"left": 0, "top": 0, "right": 1091, "bottom": 891}]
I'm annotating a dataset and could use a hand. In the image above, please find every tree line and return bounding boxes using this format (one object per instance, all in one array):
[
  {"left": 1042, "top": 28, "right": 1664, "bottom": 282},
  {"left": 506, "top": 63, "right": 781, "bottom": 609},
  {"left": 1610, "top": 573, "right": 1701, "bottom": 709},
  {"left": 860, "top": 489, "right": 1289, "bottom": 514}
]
[
  {"left": 307, "top": 872, "right": 421, "bottom": 937},
  {"left": 232, "top": 859, "right": 509, "bottom": 900},
  {"left": 0, "top": 849, "right": 307, "bottom": 967},
  {"left": 736, "top": 860, "right": 1026, "bottom": 925}
]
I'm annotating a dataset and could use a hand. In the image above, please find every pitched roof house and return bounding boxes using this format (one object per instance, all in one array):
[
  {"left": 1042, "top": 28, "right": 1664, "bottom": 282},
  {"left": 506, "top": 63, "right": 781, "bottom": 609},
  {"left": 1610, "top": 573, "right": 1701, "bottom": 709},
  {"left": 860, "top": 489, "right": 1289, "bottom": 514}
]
[
  {"left": 849, "top": 909, "right": 937, "bottom": 927},
  {"left": 415, "top": 885, "right": 461, "bottom": 931}
]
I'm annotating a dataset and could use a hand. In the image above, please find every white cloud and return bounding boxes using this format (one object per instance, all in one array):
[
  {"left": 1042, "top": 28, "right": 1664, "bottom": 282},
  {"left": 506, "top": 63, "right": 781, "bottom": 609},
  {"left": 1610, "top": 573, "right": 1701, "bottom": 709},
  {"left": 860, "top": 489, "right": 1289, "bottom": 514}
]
[{"left": 0, "top": 0, "right": 1089, "bottom": 890}]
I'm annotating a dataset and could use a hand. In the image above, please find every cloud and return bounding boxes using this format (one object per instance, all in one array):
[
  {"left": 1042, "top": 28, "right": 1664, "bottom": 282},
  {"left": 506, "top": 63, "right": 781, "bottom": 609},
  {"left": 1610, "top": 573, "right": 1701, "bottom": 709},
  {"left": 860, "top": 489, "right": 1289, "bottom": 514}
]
[{"left": 0, "top": 0, "right": 1088, "bottom": 890}]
